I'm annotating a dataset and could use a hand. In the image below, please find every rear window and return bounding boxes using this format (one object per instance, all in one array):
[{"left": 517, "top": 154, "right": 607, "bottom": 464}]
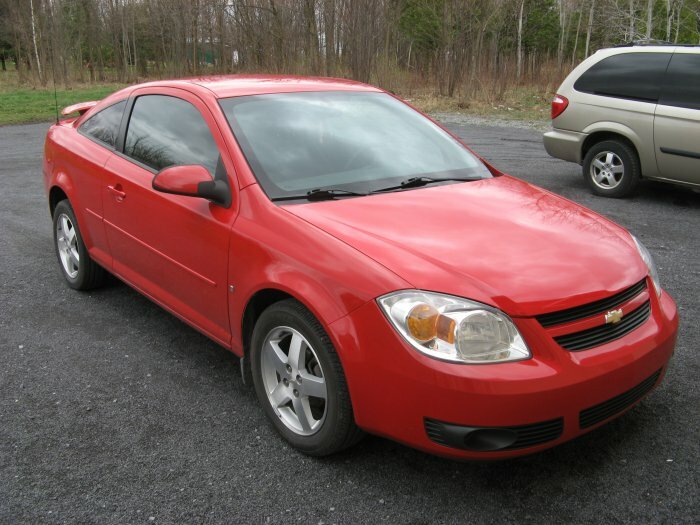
[
  {"left": 574, "top": 53, "right": 672, "bottom": 102},
  {"left": 659, "top": 54, "right": 700, "bottom": 110},
  {"left": 79, "top": 100, "right": 126, "bottom": 148}
]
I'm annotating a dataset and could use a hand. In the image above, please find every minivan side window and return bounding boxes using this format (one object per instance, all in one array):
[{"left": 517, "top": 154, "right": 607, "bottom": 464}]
[
  {"left": 659, "top": 54, "right": 700, "bottom": 111},
  {"left": 80, "top": 100, "right": 126, "bottom": 148},
  {"left": 124, "top": 95, "right": 219, "bottom": 176},
  {"left": 574, "top": 53, "right": 672, "bottom": 102}
]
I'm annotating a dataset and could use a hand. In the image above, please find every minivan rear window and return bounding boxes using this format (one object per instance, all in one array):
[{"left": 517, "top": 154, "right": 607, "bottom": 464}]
[
  {"left": 659, "top": 54, "right": 700, "bottom": 110},
  {"left": 574, "top": 53, "right": 672, "bottom": 102}
]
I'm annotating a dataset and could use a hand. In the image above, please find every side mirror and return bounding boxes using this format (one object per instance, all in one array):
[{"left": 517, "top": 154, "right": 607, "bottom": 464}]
[{"left": 152, "top": 165, "right": 231, "bottom": 207}]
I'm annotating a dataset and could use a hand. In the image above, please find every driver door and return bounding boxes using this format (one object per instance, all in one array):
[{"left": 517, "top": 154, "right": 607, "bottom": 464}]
[{"left": 102, "top": 88, "right": 238, "bottom": 346}]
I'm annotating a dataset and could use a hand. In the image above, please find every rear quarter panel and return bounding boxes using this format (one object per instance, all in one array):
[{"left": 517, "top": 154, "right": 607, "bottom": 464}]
[{"left": 44, "top": 122, "right": 114, "bottom": 268}]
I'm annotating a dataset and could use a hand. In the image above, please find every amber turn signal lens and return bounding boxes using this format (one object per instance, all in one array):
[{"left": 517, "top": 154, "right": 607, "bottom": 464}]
[
  {"left": 406, "top": 304, "right": 439, "bottom": 341},
  {"left": 436, "top": 315, "right": 456, "bottom": 344}
]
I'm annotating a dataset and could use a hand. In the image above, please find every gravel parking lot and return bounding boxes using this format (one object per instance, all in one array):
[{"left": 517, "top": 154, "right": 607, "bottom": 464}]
[{"left": 1, "top": 119, "right": 698, "bottom": 524}]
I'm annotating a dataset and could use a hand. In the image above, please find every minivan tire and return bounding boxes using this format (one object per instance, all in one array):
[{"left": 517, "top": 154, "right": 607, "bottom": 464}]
[{"left": 583, "top": 140, "right": 641, "bottom": 198}]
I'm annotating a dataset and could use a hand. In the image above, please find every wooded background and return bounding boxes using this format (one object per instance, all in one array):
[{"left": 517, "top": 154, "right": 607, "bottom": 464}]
[{"left": 2, "top": 0, "right": 700, "bottom": 99}]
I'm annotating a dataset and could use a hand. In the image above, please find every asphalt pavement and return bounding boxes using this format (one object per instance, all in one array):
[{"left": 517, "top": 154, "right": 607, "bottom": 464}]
[{"left": 1, "top": 120, "right": 698, "bottom": 524}]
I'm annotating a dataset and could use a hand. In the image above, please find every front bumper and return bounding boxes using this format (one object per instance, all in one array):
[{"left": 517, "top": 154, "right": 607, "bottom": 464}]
[
  {"left": 543, "top": 128, "right": 587, "bottom": 164},
  {"left": 329, "top": 286, "right": 678, "bottom": 460}
]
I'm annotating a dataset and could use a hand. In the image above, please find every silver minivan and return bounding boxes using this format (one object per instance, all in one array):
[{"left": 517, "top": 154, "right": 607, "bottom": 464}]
[{"left": 544, "top": 44, "right": 700, "bottom": 197}]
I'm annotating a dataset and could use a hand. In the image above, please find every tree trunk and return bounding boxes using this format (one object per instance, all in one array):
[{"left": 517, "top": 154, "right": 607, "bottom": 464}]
[
  {"left": 675, "top": 1, "right": 684, "bottom": 43},
  {"left": 304, "top": 0, "right": 320, "bottom": 75},
  {"left": 30, "top": 0, "right": 43, "bottom": 84},
  {"left": 572, "top": 11, "right": 582, "bottom": 67},
  {"left": 585, "top": 0, "right": 596, "bottom": 58},
  {"left": 218, "top": 2, "right": 226, "bottom": 72},
  {"left": 323, "top": 0, "right": 336, "bottom": 76},
  {"left": 192, "top": 0, "right": 199, "bottom": 75},
  {"left": 646, "top": 0, "right": 653, "bottom": 39},
  {"left": 517, "top": 0, "right": 524, "bottom": 80}
]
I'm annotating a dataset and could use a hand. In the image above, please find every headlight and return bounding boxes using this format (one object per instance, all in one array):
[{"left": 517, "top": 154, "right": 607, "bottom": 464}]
[
  {"left": 632, "top": 235, "right": 661, "bottom": 297},
  {"left": 377, "top": 291, "right": 530, "bottom": 364}
]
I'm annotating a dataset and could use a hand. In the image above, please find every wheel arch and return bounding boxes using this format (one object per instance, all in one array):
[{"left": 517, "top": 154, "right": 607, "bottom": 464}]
[
  {"left": 241, "top": 288, "right": 297, "bottom": 360},
  {"left": 581, "top": 130, "right": 639, "bottom": 162},
  {"left": 579, "top": 122, "right": 647, "bottom": 175},
  {"left": 48, "top": 169, "right": 78, "bottom": 214},
  {"left": 47, "top": 173, "right": 97, "bottom": 250},
  {"left": 238, "top": 284, "right": 356, "bottom": 388},
  {"left": 49, "top": 185, "right": 69, "bottom": 216}
]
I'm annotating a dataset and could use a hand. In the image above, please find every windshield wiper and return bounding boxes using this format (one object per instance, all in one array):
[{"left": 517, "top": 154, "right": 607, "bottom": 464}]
[
  {"left": 270, "top": 176, "right": 482, "bottom": 202},
  {"left": 371, "top": 176, "right": 482, "bottom": 193},
  {"left": 271, "top": 188, "right": 369, "bottom": 202}
]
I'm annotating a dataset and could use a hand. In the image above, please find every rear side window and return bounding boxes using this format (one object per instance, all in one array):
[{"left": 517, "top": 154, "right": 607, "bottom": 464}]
[
  {"left": 659, "top": 54, "right": 700, "bottom": 110},
  {"left": 124, "top": 95, "right": 219, "bottom": 176},
  {"left": 574, "top": 53, "right": 672, "bottom": 102},
  {"left": 80, "top": 100, "right": 126, "bottom": 148}
]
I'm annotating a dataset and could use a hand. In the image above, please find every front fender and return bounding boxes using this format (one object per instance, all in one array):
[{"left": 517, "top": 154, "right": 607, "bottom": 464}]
[{"left": 227, "top": 185, "right": 410, "bottom": 357}]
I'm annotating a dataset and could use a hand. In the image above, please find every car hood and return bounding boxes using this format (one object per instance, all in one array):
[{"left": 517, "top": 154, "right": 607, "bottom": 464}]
[{"left": 283, "top": 176, "right": 647, "bottom": 317}]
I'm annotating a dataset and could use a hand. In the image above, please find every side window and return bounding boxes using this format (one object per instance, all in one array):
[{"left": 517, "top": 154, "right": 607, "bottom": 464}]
[
  {"left": 659, "top": 54, "right": 700, "bottom": 110},
  {"left": 124, "top": 95, "right": 219, "bottom": 176},
  {"left": 574, "top": 53, "right": 672, "bottom": 102},
  {"left": 80, "top": 100, "right": 126, "bottom": 148}
]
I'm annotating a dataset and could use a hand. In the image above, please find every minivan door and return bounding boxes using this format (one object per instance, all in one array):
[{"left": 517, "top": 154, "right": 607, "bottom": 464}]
[{"left": 654, "top": 51, "right": 700, "bottom": 186}]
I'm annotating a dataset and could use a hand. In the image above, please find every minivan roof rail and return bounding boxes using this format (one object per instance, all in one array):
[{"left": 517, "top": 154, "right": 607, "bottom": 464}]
[
  {"left": 614, "top": 39, "right": 700, "bottom": 47},
  {"left": 614, "top": 39, "right": 674, "bottom": 47}
]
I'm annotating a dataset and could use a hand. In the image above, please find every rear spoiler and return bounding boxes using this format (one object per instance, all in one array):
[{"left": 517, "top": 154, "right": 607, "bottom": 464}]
[{"left": 61, "top": 101, "right": 98, "bottom": 117}]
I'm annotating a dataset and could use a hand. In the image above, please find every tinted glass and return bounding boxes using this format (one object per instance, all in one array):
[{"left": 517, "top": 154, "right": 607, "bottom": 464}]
[
  {"left": 80, "top": 100, "right": 126, "bottom": 148},
  {"left": 659, "top": 54, "right": 700, "bottom": 110},
  {"left": 574, "top": 53, "right": 672, "bottom": 102},
  {"left": 125, "top": 95, "right": 219, "bottom": 175},
  {"left": 220, "top": 92, "right": 490, "bottom": 199}
]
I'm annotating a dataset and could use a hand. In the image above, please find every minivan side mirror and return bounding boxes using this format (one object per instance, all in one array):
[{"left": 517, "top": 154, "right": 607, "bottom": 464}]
[{"left": 152, "top": 165, "right": 231, "bottom": 207}]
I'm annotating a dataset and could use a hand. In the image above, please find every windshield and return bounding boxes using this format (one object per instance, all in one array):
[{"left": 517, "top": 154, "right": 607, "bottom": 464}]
[{"left": 219, "top": 91, "right": 491, "bottom": 200}]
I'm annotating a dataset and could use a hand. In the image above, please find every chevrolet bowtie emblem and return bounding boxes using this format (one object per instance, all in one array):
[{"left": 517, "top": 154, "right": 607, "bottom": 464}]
[{"left": 605, "top": 309, "right": 624, "bottom": 324}]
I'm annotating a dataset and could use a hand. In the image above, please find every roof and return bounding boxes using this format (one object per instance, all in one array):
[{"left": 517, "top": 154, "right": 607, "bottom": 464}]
[
  {"left": 173, "top": 75, "right": 381, "bottom": 98},
  {"left": 77, "top": 75, "right": 384, "bottom": 122}
]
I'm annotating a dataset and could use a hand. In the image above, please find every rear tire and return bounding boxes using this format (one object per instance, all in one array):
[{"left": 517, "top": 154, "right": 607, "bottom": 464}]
[
  {"left": 583, "top": 140, "right": 641, "bottom": 198},
  {"left": 250, "top": 299, "right": 364, "bottom": 456},
  {"left": 52, "top": 199, "right": 106, "bottom": 290}
]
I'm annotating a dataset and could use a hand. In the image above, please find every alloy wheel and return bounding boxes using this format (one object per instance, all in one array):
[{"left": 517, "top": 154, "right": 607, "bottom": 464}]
[
  {"left": 56, "top": 213, "right": 80, "bottom": 279},
  {"left": 590, "top": 151, "right": 625, "bottom": 190},
  {"left": 260, "top": 326, "right": 328, "bottom": 436}
]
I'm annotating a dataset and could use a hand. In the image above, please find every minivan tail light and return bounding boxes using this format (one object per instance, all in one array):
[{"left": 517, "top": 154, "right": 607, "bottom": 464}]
[{"left": 551, "top": 95, "right": 569, "bottom": 119}]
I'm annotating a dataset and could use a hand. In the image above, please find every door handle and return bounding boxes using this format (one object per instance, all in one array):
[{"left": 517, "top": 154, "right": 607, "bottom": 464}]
[{"left": 107, "top": 184, "right": 126, "bottom": 201}]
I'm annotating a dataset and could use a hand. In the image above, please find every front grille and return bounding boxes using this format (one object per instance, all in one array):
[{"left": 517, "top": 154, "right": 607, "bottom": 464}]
[
  {"left": 424, "top": 417, "right": 563, "bottom": 451},
  {"left": 536, "top": 279, "right": 647, "bottom": 327},
  {"left": 579, "top": 369, "right": 662, "bottom": 429},
  {"left": 554, "top": 300, "right": 651, "bottom": 351}
]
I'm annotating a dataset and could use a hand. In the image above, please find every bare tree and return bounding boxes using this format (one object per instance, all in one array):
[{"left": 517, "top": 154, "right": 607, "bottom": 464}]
[{"left": 1, "top": 0, "right": 699, "bottom": 99}]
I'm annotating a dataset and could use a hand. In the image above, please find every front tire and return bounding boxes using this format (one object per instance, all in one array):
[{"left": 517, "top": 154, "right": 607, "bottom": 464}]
[
  {"left": 52, "top": 200, "right": 106, "bottom": 290},
  {"left": 250, "top": 299, "right": 363, "bottom": 456},
  {"left": 583, "top": 140, "right": 641, "bottom": 198}
]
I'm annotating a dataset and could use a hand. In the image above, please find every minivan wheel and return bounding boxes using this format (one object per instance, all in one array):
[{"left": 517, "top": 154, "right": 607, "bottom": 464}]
[
  {"left": 583, "top": 140, "right": 641, "bottom": 198},
  {"left": 250, "top": 299, "right": 364, "bottom": 456},
  {"left": 52, "top": 199, "right": 107, "bottom": 290}
]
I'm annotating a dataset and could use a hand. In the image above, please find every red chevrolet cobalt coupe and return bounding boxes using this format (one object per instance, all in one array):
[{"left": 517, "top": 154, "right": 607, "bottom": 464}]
[{"left": 43, "top": 76, "right": 678, "bottom": 459}]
